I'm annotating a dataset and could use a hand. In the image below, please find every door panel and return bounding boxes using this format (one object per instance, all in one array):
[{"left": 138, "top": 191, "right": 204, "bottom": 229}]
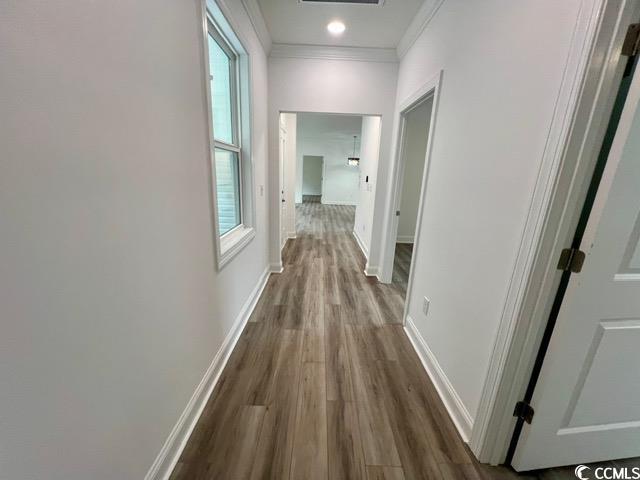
[
  {"left": 564, "top": 319, "right": 640, "bottom": 429},
  {"left": 512, "top": 56, "right": 640, "bottom": 471}
]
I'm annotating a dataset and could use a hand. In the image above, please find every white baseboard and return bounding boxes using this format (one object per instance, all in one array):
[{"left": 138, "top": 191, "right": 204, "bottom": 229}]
[
  {"left": 396, "top": 235, "right": 414, "bottom": 244},
  {"left": 321, "top": 199, "right": 357, "bottom": 206},
  {"left": 404, "top": 315, "right": 473, "bottom": 442},
  {"left": 352, "top": 230, "right": 369, "bottom": 260},
  {"left": 144, "top": 266, "right": 271, "bottom": 480},
  {"left": 270, "top": 262, "right": 283, "bottom": 273},
  {"left": 287, "top": 231, "right": 297, "bottom": 240},
  {"left": 363, "top": 264, "right": 380, "bottom": 279}
]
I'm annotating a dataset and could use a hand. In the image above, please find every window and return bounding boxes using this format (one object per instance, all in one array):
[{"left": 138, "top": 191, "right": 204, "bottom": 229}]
[{"left": 205, "top": 5, "right": 254, "bottom": 268}]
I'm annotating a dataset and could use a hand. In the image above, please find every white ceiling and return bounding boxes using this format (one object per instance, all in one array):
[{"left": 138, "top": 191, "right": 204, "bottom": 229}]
[{"left": 256, "top": 0, "right": 425, "bottom": 49}]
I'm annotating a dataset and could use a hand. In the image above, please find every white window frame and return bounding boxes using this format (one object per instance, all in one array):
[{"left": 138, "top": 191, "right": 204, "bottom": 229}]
[{"left": 202, "top": 1, "right": 255, "bottom": 269}]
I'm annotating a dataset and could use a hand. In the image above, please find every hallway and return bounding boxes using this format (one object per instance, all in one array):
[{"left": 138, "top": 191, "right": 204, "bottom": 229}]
[
  {"left": 6, "top": 1, "right": 640, "bottom": 478},
  {"left": 170, "top": 203, "right": 465, "bottom": 478},
  {"left": 170, "top": 203, "right": 538, "bottom": 480}
]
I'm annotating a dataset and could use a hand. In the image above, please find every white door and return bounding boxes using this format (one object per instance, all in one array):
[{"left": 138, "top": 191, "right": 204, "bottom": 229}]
[
  {"left": 279, "top": 128, "right": 287, "bottom": 249},
  {"left": 512, "top": 62, "right": 640, "bottom": 470}
]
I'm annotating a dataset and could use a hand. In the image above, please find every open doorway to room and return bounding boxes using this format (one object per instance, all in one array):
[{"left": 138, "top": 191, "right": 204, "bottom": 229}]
[
  {"left": 301, "top": 155, "right": 323, "bottom": 204},
  {"left": 277, "top": 112, "right": 383, "bottom": 265},
  {"left": 276, "top": 109, "right": 410, "bottom": 321},
  {"left": 373, "top": 73, "right": 440, "bottom": 325},
  {"left": 294, "top": 113, "right": 362, "bottom": 238},
  {"left": 391, "top": 97, "right": 433, "bottom": 297}
]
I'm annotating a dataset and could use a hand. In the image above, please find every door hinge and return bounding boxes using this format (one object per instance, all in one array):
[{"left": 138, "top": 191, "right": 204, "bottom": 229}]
[
  {"left": 395, "top": 210, "right": 400, "bottom": 216},
  {"left": 513, "top": 401, "right": 534, "bottom": 424},
  {"left": 622, "top": 23, "right": 640, "bottom": 57},
  {"left": 557, "top": 248, "right": 586, "bottom": 273}
]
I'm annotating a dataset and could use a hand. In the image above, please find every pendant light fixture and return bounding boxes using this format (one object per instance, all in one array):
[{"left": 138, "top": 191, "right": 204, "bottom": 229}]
[{"left": 348, "top": 135, "right": 360, "bottom": 166}]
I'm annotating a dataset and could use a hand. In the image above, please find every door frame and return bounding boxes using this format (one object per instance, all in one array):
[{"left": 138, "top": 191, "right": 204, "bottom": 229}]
[
  {"left": 320, "top": 156, "right": 325, "bottom": 200},
  {"left": 279, "top": 117, "right": 287, "bottom": 251},
  {"left": 470, "top": 0, "right": 640, "bottom": 464},
  {"left": 378, "top": 71, "right": 442, "bottom": 334},
  {"left": 378, "top": 71, "right": 442, "bottom": 285}
]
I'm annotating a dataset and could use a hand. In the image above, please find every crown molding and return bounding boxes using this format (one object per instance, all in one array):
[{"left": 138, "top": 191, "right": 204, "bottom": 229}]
[
  {"left": 240, "top": 0, "right": 272, "bottom": 54},
  {"left": 397, "top": 0, "right": 444, "bottom": 59},
  {"left": 269, "top": 43, "right": 398, "bottom": 63}
]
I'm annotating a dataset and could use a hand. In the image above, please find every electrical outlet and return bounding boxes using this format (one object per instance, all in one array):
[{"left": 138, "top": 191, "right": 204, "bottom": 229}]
[{"left": 422, "top": 297, "right": 430, "bottom": 316}]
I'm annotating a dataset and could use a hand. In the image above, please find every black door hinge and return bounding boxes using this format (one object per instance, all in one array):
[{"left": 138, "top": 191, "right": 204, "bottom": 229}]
[
  {"left": 622, "top": 23, "right": 640, "bottom": 57},
  {"left": 513, "top": 401, "right": 534, "bottom": 424},
  {"left": 557, "top": 248, "right": 586, "bottom": 273}
]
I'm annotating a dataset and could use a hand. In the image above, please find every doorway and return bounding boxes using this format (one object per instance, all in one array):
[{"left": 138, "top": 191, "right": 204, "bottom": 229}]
[
  {"left": 379, "top": 72, "right": 441, "bottom": 326},
  {"left": 391, "top": 97, "right": 433, "bottom": 298},
  {"left": 301, "top": 155, "right": 323, "bottom": 204},
  {"left": 508, "top": 43, "right": 640, "bottom": 472},
  {"left": 276, "top": 111, "right": 382, "bottom": 269}
]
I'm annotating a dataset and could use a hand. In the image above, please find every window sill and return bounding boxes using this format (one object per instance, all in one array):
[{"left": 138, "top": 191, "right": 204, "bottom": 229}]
[{"left": 218, "top": 225, "right": 255, "bottom": 269}]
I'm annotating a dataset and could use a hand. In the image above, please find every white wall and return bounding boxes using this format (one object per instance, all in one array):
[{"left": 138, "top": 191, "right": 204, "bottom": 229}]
[
  {"left": 295, "top": 113, "right": 362, "bottom": 206},
  {"left": 281, "top": 112, "right": 297, "bottom": 237},
  {"left": 397, "top": 98, "right": 432, "bottom": 242},
  {"left": 268, "top": 55, "right": 398, "bottom": 268},
  {"left": 0, "top": 1, "right": 269, "bottom": 479},
  {"left": 390, "top": 0, "right": 584, "bottom": 424},
  {"left": 354, "top": 116, "right": 382, "bottom": 256},
  {"left": 302, "top": 156, "right": 323, "bottom": 195},
  {"left": 297, "top": 136, "right": 360, "bottom": 205}
]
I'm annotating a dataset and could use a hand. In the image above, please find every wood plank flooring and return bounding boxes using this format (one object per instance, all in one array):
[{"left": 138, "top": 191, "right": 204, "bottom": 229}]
[
  {"left": 392, "top": 243, "right": 413, "bottom": 297},
  {"left": 170, "top": 203, "right": 619, "bottom": 480},
  {"left": 303, "top": 195, "right": 322, "bottom": 203}
]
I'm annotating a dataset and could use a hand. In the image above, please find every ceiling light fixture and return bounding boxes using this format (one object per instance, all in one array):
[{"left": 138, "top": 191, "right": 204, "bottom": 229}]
[
  {"left": 348, "top": 136, "right": 360, "bottom": 166},
  {"left": 327, "top": 21, "right": 346, "bottom": 35}
]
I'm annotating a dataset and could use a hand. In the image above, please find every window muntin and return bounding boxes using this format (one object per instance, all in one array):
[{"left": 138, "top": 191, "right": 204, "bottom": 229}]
[{"left": 207, "top": 21, "right": 242, "bottom": 237}]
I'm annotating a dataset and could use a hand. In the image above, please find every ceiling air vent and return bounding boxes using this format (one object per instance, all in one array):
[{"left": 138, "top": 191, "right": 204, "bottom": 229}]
[{"left": 300, "top": 0, "right": 384, "bottom": 5}]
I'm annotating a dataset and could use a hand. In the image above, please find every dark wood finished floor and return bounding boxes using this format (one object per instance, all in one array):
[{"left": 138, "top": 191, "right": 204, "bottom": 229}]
[
  {"left": 392, "top": 243, "right": 413, "bottom": 297},
  {"left": 170, "top": 203, "right": 630, "bottom": 479},
  {"left": 302, "top": 194, "right": 322, "bottom": 203}
]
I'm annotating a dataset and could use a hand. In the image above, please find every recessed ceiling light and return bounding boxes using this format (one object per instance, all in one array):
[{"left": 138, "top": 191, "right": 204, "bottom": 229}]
[{"left": 327, "top": 21, "right": 346, "bottom": 35}]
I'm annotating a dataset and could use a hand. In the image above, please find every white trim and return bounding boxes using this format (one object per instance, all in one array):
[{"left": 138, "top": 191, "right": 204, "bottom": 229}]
[
  {"left": 321, "top": 199, "right": 358, "bottom": 206},
  {"left": 396, "top": 235, "right": 414, "bottom": 244},
  {"left": 240, "top": 0, "right": 272, "bottom": 54},
  {"left": 287, "top": 231, "right": 297, "bottom": 240},
  {"left": 219, "top": 226, "right": 256, "bottom": 269},
  {"left": 469, "top": 0, "right": 637, "bottom": 464},
  {"left": 614, "top": 273, "right": 640, "bottom": 282},
  {"left": 270, "top": 262, "right": 284, "bottom": 273},
  {"left": 202, "top": 0, "right": 257, "bottom": 272},
  {"left": 144, "top": 267, "right": 271, "bottom": 480},
  {"left": 269, "top": 43, "right": 398, "bottom": 63},
  {"left": 396, "top": 0, "right": 444, "bottom": 59},
  {"left": 352, "top": 230, "right": 369, "bottom": 259},
  {"left": 404, "top": 315, "right": 473, "bottom": 441},
  {"left": 363, "top": 264, "right": 380, "bottom": 279}
]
